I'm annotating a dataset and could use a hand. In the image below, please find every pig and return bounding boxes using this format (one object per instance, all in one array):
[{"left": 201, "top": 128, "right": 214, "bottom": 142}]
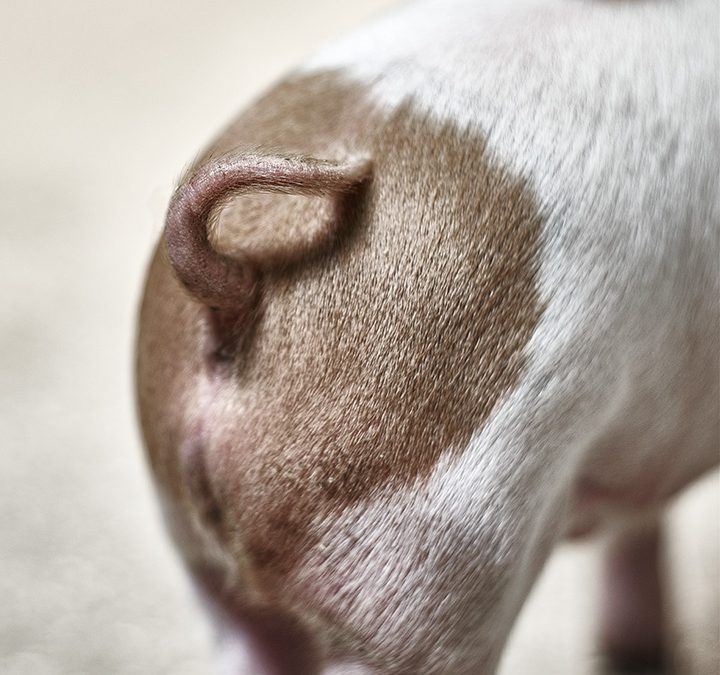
[{"left": 135, "top": 0, "right": 719, "bottom": 673}]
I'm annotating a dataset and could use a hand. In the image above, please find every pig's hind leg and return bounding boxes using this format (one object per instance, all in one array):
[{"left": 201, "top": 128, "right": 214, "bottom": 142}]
[{"left": 598, "top": 516, "right": 670, "bottom": 674}]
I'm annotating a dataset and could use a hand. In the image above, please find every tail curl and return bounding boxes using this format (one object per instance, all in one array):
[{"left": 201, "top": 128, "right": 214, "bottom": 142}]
[{"left": 164, "top": 153, "right": 373, "bottom": 312}]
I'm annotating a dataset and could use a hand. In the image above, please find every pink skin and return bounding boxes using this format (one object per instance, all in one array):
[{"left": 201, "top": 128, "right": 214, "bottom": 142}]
[{"left": 165, "top": 153, "right": 372, "bottom": 311}]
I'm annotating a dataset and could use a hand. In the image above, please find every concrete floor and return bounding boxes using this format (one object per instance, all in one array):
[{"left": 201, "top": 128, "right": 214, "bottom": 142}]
[{"left": 1, "top": 1, "right": 717, "bottom": 673}]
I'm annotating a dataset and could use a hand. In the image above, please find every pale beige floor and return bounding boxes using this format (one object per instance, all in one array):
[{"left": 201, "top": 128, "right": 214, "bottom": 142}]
[{"left": 1, "top": 2, "right": 717, "bottom": 674}]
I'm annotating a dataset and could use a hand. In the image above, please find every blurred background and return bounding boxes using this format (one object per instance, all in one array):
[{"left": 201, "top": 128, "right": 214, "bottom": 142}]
[{"left": 0, "top": 1, "right": 717, "bottom": 673}]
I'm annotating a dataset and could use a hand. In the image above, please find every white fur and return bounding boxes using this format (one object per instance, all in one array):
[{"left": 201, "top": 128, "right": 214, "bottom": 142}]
[
  {"left": 285, "top": 0, "right": 719, "bottom": 671},
  {"left": 211, "top": 1, "right": 719, "bottom": 671}
]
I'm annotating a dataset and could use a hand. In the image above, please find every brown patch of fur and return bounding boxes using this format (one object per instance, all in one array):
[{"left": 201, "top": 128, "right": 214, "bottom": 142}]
[
  {"left": 137, "top": 72, "right": 543, "bottom": 597},
  {"left": 137, "top": 242, "right": 207, "bottom": 495}
]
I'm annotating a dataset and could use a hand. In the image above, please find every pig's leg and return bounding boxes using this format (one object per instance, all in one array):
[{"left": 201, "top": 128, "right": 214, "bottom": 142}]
[{"left": 599, "top": 517, "right": 668, "bottom": 673}]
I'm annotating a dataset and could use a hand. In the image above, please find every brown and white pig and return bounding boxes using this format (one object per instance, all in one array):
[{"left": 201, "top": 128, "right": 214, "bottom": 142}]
[{"left": 135, "top": 0, "right": 719, "bottom": 673}]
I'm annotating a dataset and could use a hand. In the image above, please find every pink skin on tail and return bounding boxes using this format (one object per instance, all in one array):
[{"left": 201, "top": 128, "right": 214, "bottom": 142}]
[{"left": 164, "top": 154, "right": 372, "bottom": 312}]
